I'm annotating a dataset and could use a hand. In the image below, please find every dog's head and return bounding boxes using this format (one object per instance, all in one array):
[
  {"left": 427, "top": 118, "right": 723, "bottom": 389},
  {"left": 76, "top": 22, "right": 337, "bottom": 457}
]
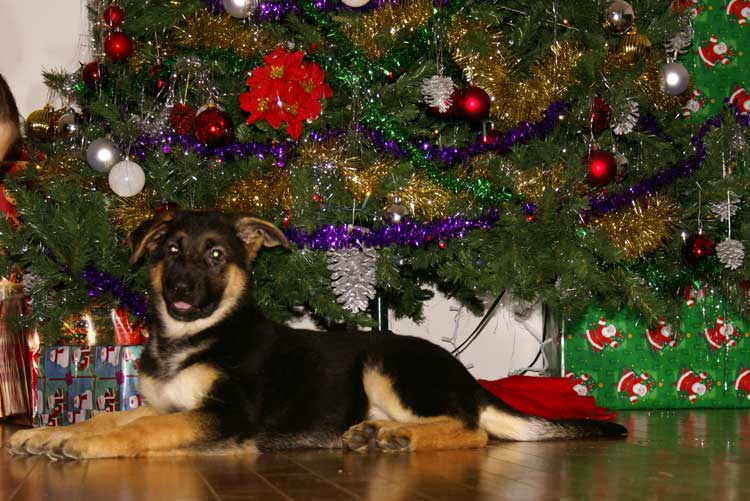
[{"left": 130, "top": 210, "right": 289, "bottom": 334}]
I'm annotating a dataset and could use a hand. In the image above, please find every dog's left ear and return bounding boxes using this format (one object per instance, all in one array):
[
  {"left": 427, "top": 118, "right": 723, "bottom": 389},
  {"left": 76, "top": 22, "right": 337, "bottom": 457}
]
[
  {"left": 129, "top": 212, "right": 175, "bottom": 264},
  {"left": 234, "top": 216, "right": 290, "bottom": 260}
]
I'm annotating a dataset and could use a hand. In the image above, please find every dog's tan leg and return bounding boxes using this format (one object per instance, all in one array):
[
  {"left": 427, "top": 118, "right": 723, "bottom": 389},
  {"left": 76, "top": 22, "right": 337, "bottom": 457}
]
[
  {"left": 56, "top": 410, "right": 212, "bottom": 459},
  {"left": 345, "top": 417, "right": 488, "bottom": 453},
  {"left": 8, "top": 406, "right": 157, "bottom": 456}
]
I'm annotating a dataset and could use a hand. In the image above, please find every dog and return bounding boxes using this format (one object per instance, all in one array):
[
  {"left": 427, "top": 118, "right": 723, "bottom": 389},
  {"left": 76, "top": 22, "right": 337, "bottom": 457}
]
[{"left": 8, "top": 210, "right": 626, "bottom": 459}]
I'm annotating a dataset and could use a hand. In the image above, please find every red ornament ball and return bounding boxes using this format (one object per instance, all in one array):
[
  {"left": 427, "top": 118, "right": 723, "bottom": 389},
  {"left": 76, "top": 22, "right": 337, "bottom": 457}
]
[
  {"left": 481, "top": 128, "right": 502, "bottom": 145},
  {"left": 585, "top": 149, "right": 617, "bottom": 186},
  {"left": 591, "top": 96, "right": 612, "bottom": 135},
  {"left": 458, "top": 86, "right": 491, "bottom": 122},
  {"left": 682, "top": 232, "right": 716, "bottom": 265},
  {"left": 104, "top": 31, "right": 133, "bottom": 62},
  {"left": 103, "top": 5, "right": 125, "bottom": 27},
  {"left": 81, "top": 61, "right": 104, "bottom": 88},
  {"left": 194, "top": 106, "right": 234, "bottom": 147}
]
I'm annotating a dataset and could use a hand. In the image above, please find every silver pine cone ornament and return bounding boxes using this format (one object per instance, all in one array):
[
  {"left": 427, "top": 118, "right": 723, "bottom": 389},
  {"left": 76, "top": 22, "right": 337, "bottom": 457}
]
[
  {"left": 328, "top": 248, "right": 377, "bottom": 313},
  {"left": 421, "top": 75, "right": 455, "bottom": 113},
  {"left": 716, "top": 239, "right": 745, "bottom": 270}
]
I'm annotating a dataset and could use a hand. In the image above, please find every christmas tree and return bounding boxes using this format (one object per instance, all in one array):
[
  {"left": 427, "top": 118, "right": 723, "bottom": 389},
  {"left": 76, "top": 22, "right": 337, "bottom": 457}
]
[{"left": 2, "top": 0, "right": 750, "bottom": 344}]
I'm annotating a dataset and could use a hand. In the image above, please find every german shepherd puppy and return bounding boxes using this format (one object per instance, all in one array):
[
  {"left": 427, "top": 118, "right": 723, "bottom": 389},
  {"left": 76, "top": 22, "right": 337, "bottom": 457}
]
[{"left": 9, "top": 210, "right": 625, "bottom": 459}]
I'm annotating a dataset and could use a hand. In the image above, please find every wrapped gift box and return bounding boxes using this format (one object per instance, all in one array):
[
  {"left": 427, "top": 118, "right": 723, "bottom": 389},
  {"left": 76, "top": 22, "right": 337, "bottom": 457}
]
[
  {"left": 33, "top": 345, "right": 144, "bottom": 427},
  {"left": 560, "top": 290, "right": 750, "bottom": 410}
]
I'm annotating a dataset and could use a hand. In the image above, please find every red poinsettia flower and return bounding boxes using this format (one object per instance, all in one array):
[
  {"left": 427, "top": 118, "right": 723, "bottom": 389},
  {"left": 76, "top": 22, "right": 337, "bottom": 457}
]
[{"left": 238, "top": 47, "right": 332, "bottom": 140}]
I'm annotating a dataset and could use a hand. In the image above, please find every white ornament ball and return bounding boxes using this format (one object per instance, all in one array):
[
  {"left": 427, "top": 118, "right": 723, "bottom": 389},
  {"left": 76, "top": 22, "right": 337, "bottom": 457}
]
[
  {"left": 660, "top": 62, "right": 690, "bottom": 96},
  {"left": 108, "top": 159, "right": 146, "bottom": 197},
  {"left": 222, "top": 0, "right": 258, "bottom": 18},
  {"left": 341, "top": 0, "right": 371, "bottom": 7},
  {"left": 86, "top": 138, "right": 121, "bottom": 173}
]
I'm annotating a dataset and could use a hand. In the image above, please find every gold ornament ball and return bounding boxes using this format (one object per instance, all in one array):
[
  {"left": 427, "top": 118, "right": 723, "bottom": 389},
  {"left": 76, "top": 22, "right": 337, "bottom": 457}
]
[
  {"left": 24, "top": 104, "right": 57, "bottom": 142},
  {"left": 383, "top": 197, "right": 409, "bottom": 224},
  {"left": 615, "top": 31, "right": 652, "bottom": 65},
  {"left": 602, "top": 1, "right": 635, "bottom": 35}
]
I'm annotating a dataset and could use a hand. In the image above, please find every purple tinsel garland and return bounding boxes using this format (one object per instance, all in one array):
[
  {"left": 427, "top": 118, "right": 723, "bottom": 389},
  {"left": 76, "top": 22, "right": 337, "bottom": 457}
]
[
  {"left": 284, "top": 208, "right": 501, "bottom": 250},
  {"left": 83, "top": 266, "right": 149, "bottom": 319},
  {"left": 205, "top": 0, "right": 406, "bottom": 20}
]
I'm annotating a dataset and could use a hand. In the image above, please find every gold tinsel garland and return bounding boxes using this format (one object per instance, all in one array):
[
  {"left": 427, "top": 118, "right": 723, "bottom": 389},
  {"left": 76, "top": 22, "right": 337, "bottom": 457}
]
[
  {"left": 34, "top": 154, "right": 87, "bottom": 186},
  {"left": 589, "top": 195, "right": 678, "bottom": 260},
  {"left": 341, "top": 0, "right": 434, "bottom": 59},
  {"left": 514, "top": 164, "right": 565, "bottom": 202},
  {"left": 340, "top": 157, "right": 397, "bottom": 201},
  {"left": 109, "top": 190, "right": 157, "bottom": 235},
  {"left": 171, "top": 12, "right": 276, "bottom": 61},
  {"left": 215, "top": 171, "right": 293, "bottom": 214},
  {"left": 447, "top": 17, "right": 581, "bottom": 127},
  {"left": 394, "top": 172, "right": 451, "bottom": 220}
]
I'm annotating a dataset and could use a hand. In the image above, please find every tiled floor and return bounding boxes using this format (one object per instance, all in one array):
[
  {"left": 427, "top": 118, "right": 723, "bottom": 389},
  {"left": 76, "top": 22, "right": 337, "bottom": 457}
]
[{"left": 1, "top": 410, "right": 749, "bottom": 500}]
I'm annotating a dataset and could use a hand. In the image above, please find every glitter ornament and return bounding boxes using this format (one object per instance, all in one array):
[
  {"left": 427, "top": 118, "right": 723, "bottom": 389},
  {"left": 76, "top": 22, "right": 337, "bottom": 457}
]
[
  {"left": 327, "top": 247, "right": 377, "bottom": 313},
  {"left": 169, "top": 103, "right": 196, "bottom": 134},
  {"left": 383, "top": 196, "right": 409, "bottom": 224},
  {"left": 709, "top": 194, "right": 740, "bottom": 222},
  {"left": 682, "top": 232, "right": 716, "bottom": 265},
  {"left": 586, "top": 149, "right": 618, "bottom": 187},
  {"left": 422, "top": 75, "right": 456, "bottom": 114},
  {"left": 458, "top": 86, "right": 491, "bottom": 122},
  {"left": 602, "top": 1, "right": 635, "bottom": 35},
  {"left": 717, "top": 239, "right": 745, "bottom": 270},
  {"left": 612, "top": 99, "right": 640, "bottom": 135},
  {"left": 24, "top": 104, "right": 56, "bottom": 142},
  {"left": 194, "top": 104, "right": 233, "bottom": 147},
  {"left": 108, "top": 159, "right": 146, "bottom": 197},
  {"left": 660, "top": 62, "right": 690, "bottom": 96},
  {"left": 222, "top": 0, "right": 258, "bottom": 18},
  {"left": 103, "top": 4, "right": 125, "bottom": 27},
  {"left": 103, "top": 31, "right": 133, "bottom": 62},
  {"left": 81, "top": 61, "right": 104, "bottom": 88},
  {"left": 591, "top": 96, "right": 612, "bottom": 135}
]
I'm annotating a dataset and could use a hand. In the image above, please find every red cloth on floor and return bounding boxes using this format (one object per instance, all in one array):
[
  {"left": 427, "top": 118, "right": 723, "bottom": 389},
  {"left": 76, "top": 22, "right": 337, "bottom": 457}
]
[{"left": 478, "top": 376, "right": 617, "bottom": 422}]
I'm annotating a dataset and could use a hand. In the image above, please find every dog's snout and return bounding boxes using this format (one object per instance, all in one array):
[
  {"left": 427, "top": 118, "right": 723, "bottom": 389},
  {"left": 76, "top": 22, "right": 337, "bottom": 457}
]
[{"left": 171, "top": 280, "right": 192, "bottom": 297}]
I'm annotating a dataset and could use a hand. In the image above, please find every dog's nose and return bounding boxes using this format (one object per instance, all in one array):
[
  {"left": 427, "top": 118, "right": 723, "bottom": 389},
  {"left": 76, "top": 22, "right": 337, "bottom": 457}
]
[{"left": 171, "top": 280, "right": 192, "bottom": 297}]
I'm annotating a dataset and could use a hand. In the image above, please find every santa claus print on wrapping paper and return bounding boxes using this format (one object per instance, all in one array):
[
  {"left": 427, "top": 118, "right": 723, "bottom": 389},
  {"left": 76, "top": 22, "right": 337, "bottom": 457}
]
[
  {"left": 565, "top": 371, "right": 596, "bottom": 396},
  {"left": 727, "top": 0, "right": 750, "bottom": 25},
  {"left": 704, "top": 316, "right": 740, "bottom": 351},
  {"left": 645, "top": 318, "right": 681, "bottom": 351},
  {"left": 735, "top": 368, "right": 750, "bottom": 400},
  {"left": 684, "top": 282, "right": 707, "bottom": 308},
  {"left": 698, "top": 35, "right": 734, "bottom": 68},
  {"left": 617, "top": 369, "right": 653, "bottom": 404},
  {"left": 730, "top": 87, "right": 750, "bottom": 114},
  {"left": 585, "top": 317, "right": 623, "bottom": 352},
  {"left": 671, "top": 0, "right": 704, "bottom": 18},
  {"left": 676, "top": 369, "right": 712, "bottom": 403},
  {"left": 682, "top": 89, "right": 705, "bottom": 119}
]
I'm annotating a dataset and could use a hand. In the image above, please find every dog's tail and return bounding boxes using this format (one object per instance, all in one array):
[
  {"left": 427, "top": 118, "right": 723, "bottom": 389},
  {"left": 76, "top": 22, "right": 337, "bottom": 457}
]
[{"left": 478, "top": 392, "right": 627, "bottom": 441}]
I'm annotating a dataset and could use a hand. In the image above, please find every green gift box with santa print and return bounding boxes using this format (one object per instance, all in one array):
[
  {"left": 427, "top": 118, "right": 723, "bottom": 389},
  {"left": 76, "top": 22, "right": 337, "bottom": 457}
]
[{"left": 560, "top": 286, "right": 750, "bottom": 410}]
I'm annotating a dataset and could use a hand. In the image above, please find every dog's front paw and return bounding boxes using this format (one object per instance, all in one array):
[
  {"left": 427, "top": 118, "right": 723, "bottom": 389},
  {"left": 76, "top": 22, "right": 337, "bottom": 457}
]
[
  {"left": 343, "top": 422, "right": 380, "bottom": 452},
  {"left": 56, "top": 433, "right": 134, "bottom": 460},
  {"left": 8, "top": 427, "right": 58, "bottom": 455},
  {"left": 375, "top": 429, "right": 412, "bottom": 453}
]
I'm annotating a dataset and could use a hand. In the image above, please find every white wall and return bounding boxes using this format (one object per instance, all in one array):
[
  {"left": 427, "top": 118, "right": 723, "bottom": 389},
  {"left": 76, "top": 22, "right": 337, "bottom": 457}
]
[{"left": 1, "top": 1, "right": 547, "bottom": 380}]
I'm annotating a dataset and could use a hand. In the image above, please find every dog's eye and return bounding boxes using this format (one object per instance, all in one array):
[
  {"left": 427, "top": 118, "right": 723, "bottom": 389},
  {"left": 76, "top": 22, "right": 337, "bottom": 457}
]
[
  {"left": 168, "top": 244, "right": 180, "bottom": 255},
  {"left": 210, "top": 248, "right": 224, "bottom": 260}
]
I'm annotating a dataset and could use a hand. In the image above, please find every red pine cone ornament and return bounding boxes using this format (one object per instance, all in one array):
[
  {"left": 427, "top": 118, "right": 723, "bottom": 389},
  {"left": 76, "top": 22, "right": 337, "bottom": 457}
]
[
  {"left": 239, "top": 47, "right": 332, "bottom": 140},
  {"left": 169, "top": 103, "right": 197, "bottom": 135}
]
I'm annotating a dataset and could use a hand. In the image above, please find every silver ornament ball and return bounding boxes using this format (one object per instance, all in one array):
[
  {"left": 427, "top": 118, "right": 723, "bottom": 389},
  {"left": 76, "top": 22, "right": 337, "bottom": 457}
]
[
  {"left": 55, "top": 110, "right": 79, "bottom": 138},
  {"left": 86, "top": 138, "right": 121, "bottom": 173},
  {"left": 383, "top": 197, "right": 409, "bottom": 224},
  {"left": 660, "top": 62, "right": 690, "bottom": 95},
  {"left": 108, "top": 159, "right": 146, "bottom": 197},
  {"left": 222, "top": 0, "right": 258, "bottom": 18},
  {"left": 341, "top": 0, "right": 371, "bottom": 7},
  {"left": 602, "top": 1, "right": 635, "bottom": 35}
]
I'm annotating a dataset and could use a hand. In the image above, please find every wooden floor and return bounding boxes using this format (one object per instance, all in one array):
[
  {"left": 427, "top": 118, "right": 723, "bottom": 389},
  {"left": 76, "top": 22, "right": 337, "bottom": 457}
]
[{"left": 1, "top": 410, "right": 749, "bottom": 500}]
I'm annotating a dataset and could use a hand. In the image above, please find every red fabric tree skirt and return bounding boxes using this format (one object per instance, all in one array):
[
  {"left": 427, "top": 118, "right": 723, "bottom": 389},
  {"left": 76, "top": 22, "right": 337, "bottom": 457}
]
[{"left": 478, "top": 376, "right": 617, "bottom": 422}]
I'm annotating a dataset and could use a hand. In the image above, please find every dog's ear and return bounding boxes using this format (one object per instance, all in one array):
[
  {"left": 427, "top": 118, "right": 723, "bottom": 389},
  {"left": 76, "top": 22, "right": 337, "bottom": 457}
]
[
  {"left": 129, "top": 212, "right": 175, "bottom": 264},
  {"left": 234, "top": 216, "right": 290, "bottom": 260}
]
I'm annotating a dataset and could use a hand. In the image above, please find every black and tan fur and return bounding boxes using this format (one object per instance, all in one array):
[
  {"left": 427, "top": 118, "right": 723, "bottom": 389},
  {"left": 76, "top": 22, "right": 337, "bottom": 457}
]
[{"left": 8, "top": 210, "right": 626, "bottom": 459}]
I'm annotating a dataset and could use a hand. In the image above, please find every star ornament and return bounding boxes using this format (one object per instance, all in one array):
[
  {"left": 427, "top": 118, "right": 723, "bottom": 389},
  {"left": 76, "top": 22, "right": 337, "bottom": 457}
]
[{"left": 239, "top": 47, "right": 332, "bottom": 140}]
